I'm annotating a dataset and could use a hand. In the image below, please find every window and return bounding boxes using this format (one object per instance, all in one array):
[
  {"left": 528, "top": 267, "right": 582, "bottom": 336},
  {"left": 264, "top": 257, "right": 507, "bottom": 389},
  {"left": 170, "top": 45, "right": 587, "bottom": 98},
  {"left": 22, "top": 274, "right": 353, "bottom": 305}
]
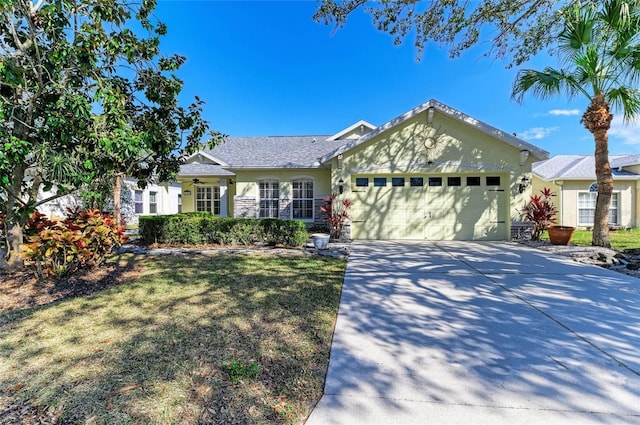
[
  {"left": 292, "top": 179, "right": 313, "bottom": 220},
  {"left": 392, "top": 177, "right": 405, "bottom": 187},
  {"left": 578, "top": 192, "right": 619, "bottom": 225},
  {"left": 447, "top": 177, "right": 461, "bottom": 186},
  {"left": 374, "top": 177, "right": 387, "bottom": 187},
  {"left": 428, "top": 177, "right": 442, "bottom": 187},
  {"left": 196, "top": 186, "right": 220, "bottom": 214},
  {"left": 149, "top": 191, "right": 157, "bottom": 214},
  {"left": 410, "top": 177, "right": 424, "bottom": 187},
  {"left": 466, "top": 176, "right": 481, "bottom": 186},
  {"left": 486, "top": 176, "right": 501, "bottom": 186},
  {"left": 355, "top": 177, "right": 369, "bottom": 187},
  {"left": 177, "top": 194, "right": 182, "bottom": 213},
  {"left": 134, "top": 190, "right": 143, "bottom": 214},
  {"left": 258, "top": 180, "right": 279, "bottom": 218}
]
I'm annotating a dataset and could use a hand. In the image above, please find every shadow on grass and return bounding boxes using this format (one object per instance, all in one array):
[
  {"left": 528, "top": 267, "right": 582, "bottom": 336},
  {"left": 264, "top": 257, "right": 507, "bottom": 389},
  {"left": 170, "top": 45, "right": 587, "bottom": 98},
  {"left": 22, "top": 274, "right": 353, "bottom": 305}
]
[{"left": 0, "top": 253, "right": 346, "bottom": 424}]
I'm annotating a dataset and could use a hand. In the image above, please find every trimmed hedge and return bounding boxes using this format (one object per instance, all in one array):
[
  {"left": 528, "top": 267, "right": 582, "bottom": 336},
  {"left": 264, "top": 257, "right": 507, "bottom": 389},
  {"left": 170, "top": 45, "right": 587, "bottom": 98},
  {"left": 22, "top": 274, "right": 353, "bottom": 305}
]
[{"left": 139, "top": 213, "right": 309, "bottom": 247}]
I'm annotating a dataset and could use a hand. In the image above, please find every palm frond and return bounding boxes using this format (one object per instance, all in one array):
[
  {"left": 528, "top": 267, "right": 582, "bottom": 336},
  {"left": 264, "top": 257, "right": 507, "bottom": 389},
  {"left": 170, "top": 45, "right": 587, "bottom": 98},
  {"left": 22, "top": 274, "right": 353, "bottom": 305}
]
[
  {"left": 558, "top": 2, "right": 597, "bottom": 58},
  {"left": 608, "top": 86, "right": 640, "bottom": 121},
  {"left": 512, "top": 67, "right": 584, "bottom": 103}
]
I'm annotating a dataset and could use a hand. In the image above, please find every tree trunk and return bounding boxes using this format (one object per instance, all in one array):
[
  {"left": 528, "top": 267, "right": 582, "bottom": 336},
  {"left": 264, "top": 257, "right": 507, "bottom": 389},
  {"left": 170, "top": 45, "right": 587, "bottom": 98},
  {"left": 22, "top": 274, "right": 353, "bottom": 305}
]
[
  {"left": 2, "top": 165, "right": 29, "bottom": 268},
  {"left": 113, "top": 173, "right": 123, "bottom": 227},
  {"left": 582, "top": 94, "right": 613, "bottom": 248}
]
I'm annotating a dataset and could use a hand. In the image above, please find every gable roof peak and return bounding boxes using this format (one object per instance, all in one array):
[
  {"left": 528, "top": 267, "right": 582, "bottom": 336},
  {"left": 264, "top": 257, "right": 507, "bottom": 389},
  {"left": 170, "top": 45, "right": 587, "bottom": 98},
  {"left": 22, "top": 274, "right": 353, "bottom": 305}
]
[
  {"left": 321, "top": 98, "right": 549, "bottom": 163},
  {"left": 327, "top": 120, "right": 377, "bottom": 141}
]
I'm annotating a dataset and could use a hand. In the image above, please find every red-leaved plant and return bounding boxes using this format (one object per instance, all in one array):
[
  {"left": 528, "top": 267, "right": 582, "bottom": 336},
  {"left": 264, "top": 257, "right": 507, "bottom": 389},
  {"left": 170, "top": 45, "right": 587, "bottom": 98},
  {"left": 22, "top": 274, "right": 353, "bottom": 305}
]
[
  {"left": 522, "top": 187, "right": 558, "bottom": 241},
  {"left": 22, "top": 208, "right": 127, "bottom": 279},
  {"left": 320, "top": 193, "right": 353, "bottom": 240}
]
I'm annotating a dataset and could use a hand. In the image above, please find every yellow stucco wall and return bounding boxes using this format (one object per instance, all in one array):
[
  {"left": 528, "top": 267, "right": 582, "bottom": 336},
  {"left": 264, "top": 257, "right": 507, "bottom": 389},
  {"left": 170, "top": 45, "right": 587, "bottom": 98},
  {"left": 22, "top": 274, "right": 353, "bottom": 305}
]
[
  {"left": 533, "top": 176, "right": 638, "bottom": 228},
  {"left": 179, "top": 169, "right": 331, "bottom": 217},
  {"left": 232, "top": 169, "right": 332, "bottom": 198},
  {"left": 331, "top": 110, "right": 539, "bottom": 239}
]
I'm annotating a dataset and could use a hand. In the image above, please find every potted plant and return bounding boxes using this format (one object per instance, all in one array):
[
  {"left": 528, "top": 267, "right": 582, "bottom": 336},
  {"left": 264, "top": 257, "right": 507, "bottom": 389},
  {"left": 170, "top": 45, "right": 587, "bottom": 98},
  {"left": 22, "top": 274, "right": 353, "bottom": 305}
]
[{"left": 522, "top": 187, "right": 575, "bottom": 245}]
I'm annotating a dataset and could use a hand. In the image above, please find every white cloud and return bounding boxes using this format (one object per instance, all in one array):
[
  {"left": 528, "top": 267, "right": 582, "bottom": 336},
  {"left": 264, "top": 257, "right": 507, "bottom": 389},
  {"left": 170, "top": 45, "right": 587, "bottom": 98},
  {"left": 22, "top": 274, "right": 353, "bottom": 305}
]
[
  {"left": 519, "top": 126, "right": 559, "bottom": 140},
  {"left": 609, "top": 116, "right": 640, "bottom": 145},
  {"left": 549, "top": 109, "right": 580, "bottom": 116}
]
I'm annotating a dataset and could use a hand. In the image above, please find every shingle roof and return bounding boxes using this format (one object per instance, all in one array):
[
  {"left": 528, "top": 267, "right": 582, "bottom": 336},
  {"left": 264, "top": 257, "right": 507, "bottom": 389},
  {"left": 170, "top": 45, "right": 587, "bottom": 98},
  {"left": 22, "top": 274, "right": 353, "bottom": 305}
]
[
  {"left": 202, "top": 136, "right": 345, "bottom": 168},
  {"left": 179, "top": 163, "right": 235, "bottom": 176},
  {"left": 533, "top": 155, "right": 640, "bottom": 180}
]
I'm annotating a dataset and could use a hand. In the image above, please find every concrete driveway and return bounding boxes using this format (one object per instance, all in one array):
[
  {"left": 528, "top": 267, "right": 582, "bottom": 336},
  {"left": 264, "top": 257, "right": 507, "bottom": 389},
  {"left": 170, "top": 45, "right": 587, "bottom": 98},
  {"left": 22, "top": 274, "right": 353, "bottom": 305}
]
[{"left": 306, "top": 241, "right": 640, "bottom": 424}]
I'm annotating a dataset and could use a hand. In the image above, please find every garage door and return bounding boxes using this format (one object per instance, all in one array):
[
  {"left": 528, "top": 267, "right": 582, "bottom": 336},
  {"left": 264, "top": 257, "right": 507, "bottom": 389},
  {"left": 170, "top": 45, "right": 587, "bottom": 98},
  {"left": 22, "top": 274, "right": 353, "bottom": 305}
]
[{"left": 350, "top": 174, "right": 508, "bottom": 240}]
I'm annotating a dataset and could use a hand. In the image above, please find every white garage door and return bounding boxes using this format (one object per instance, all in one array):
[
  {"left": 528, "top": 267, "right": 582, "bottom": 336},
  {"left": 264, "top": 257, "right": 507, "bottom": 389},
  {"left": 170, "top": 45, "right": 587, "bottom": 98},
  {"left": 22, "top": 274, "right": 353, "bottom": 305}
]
[{"left": 350, "top": 174, "right": 508, "bottom": 240}]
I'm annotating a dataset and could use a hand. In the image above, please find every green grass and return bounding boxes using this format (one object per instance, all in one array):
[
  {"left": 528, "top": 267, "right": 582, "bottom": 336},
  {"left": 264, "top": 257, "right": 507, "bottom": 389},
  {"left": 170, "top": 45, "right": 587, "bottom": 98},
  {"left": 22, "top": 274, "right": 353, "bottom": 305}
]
[
  {"left": 544, "top": 228, "right": 640, "bottom": 250},
  {"left": 0, "top": 253, "right": 346, "bottom": 424}
]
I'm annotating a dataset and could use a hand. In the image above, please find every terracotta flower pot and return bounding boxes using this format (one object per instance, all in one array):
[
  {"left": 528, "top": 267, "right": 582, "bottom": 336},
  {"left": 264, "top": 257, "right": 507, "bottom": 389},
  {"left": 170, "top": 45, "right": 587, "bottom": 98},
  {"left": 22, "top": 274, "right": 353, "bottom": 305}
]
[{"left": 547, "top": 225, "right": 576, "bottom": 245}]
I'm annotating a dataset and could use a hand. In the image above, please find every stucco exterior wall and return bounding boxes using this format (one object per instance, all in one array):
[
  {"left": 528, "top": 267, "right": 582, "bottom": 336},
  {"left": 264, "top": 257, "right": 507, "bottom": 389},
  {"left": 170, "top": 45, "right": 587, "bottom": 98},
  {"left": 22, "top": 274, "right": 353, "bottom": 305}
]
[
  {"left": 330, "top": 109, "right": 540, "bottom": 239},
  {"left": 178, "top": 177, "right": 223, "bottom": 214},
  {"left": 540, "top": 180, "right": 637, "bottom": 228},
  {"left": 181, "top": 169, "right": 331, "bottom": 222}
]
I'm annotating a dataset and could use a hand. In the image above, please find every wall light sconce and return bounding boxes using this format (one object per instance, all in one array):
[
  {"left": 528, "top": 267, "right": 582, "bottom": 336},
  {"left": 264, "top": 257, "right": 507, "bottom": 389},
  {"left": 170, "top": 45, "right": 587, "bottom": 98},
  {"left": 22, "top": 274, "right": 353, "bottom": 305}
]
[
  {"left": 518, "top": 176, "right": 530, "bottom": 194},
  {"left": 183, "top": 190, "right": 192, "bottom": 196},
  {"left": 338, "top": 178, "right": 344, "bottom": 194},
  {"left": 427, "top": 106, "right": 435, "bottom": 125}
]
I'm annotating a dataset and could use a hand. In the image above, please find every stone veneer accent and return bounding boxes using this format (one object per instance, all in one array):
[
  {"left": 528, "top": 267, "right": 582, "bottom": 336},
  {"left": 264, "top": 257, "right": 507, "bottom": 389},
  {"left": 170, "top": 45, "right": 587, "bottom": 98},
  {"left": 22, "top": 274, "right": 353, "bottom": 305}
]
[
  {"left": 279, "top": 199, "right": 291, "bottom": 220},
  {"left": 314, "top": 198, "right": 326, "bottom": 226},
  {"left": 234, "top": 196, "right": 257, "bottom": 218}
]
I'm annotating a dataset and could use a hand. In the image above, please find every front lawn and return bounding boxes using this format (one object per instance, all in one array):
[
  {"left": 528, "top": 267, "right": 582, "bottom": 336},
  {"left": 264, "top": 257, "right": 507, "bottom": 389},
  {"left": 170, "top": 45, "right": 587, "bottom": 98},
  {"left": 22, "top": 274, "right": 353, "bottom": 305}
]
[
  {"left": 545, "top": 228, "right": 640, "bottom": 251},
  {"left": 0, "top": 253, "right": 346, "bottom": 424}
]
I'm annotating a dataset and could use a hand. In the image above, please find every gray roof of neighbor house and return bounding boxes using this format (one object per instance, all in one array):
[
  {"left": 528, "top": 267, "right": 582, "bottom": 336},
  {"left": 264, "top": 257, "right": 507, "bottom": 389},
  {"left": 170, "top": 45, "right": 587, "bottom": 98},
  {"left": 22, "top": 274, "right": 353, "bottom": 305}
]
[
  {"left": 533, "top": 155, "right": 640, "bottom": 180},
  {"left": 201, "top": 135, "right": 345, "bottom": 168},
  {"left": 180, "top": 163, "right": 236, "bottom": 176}
]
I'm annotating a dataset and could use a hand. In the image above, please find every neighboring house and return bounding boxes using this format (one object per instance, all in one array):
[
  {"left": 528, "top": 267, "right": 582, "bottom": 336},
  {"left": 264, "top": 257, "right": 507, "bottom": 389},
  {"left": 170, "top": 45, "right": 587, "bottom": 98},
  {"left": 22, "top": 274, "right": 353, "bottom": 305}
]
[
  {"left": 125, "top": 178, "right": 182, "bottom": 224},
  {"left": 533, "top": 155, "right": 640, "bottom": 229},
  {"left": 177, "top": 99, "right": 548, "bottom": 240},
  {"left": 37, "top": 178, "right": 181, "bottom": 223}
]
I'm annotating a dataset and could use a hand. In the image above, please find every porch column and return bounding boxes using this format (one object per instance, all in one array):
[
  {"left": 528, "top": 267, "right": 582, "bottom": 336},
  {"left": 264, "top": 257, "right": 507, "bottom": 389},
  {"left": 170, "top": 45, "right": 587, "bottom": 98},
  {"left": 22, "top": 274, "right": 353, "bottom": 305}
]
[{"left": 220, "top": 178, "right": 228, "bottom": 217}]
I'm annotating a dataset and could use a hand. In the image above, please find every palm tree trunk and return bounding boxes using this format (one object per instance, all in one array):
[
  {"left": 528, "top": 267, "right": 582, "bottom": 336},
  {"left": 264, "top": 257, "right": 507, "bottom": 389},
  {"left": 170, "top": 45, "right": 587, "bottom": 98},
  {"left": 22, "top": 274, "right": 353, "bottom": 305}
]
[
  {"left": 582, "top": 94, "right": 613, "bottom": 248},
  {"left": 592, "top": 129, "right": 613, "bottom": 247}
]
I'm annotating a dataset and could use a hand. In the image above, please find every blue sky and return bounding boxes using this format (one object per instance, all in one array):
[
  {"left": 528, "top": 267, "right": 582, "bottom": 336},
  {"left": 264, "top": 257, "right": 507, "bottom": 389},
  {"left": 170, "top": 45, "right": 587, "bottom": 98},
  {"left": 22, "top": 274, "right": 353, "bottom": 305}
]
[{"left": 154, "top": 0, "right": 640, "bottom": 156}]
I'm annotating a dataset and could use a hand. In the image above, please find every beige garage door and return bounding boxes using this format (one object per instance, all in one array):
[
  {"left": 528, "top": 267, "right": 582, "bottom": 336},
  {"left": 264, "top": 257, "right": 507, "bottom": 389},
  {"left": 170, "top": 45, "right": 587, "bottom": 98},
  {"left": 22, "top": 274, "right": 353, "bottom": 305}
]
[{"left": 350, "top": 175, "right": 508, "bottom": 240}]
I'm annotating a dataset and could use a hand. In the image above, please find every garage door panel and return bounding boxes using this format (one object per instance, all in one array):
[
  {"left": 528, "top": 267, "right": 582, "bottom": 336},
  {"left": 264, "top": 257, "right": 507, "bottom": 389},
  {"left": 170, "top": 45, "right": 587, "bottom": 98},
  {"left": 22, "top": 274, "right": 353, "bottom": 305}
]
[{"left": 351, "top": 174, "right": 508, "bottom": 240}]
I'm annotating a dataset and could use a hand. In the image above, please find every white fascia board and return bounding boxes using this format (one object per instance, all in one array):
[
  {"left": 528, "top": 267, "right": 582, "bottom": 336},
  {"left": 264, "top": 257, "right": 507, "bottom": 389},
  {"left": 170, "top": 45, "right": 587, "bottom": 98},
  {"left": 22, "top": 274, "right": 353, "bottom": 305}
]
[
  {"left": 185, "top": 151, "right": 229, "bottom": 167},
  {"left": 326, "top": 120, "right": 377, "bottom": 141},
  {"left": 320, "top": 99, "right": 549, "bottom": 164}
]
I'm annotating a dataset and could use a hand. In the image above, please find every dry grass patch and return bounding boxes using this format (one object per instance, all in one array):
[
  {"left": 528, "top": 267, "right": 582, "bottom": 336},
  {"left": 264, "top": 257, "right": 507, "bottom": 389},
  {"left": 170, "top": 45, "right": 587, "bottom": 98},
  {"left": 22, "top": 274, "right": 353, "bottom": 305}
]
[{"left": 0, "top": 253, "right": 346, "bottom": 424}]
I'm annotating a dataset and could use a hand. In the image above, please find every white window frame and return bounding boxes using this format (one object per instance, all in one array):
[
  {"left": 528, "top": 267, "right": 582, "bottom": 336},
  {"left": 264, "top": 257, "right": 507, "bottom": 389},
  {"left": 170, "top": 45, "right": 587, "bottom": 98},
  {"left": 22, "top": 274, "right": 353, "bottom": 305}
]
[
  {"left": 291, "top": 178, "right": 314, "bottom": 221},
  {"left": 177, "top": 194, "right": 182, "bottom": 213},
  {"left": 258, "top": 180, "right": 280, "bottom": 218},
  {"left": 196, "top": 186, "right": 220, "bottom": 214},
  {"left": 577, "top": 191, "right": 619, "bottom": 226},
  {"left": 149, "top": 191, "right": 157, "bottom": 214},
  {"left": 134, "top": 190, "right": 143, "bottom": 214}
]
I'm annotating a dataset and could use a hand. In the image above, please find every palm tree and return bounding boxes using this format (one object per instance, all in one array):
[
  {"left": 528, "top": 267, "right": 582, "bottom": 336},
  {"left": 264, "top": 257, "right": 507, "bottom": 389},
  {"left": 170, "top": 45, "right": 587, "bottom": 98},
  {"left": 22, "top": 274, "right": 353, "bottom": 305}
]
[{"left": 512, "top": 0, "right": 640, "bottom": 247}]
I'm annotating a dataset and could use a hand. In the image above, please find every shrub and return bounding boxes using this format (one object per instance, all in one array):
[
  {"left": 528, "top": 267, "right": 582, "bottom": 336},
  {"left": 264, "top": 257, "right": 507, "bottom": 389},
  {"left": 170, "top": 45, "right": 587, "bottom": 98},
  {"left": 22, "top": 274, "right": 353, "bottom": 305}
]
[
  {"left": 522, "top": 187, "right": 558, "bottom": 241},
  {"left": 320, "top": 193, "right": 353, "bottom": 240},
  {"left": 138, "top": 214, "right": 308, "bottom": 247},
  {"left": 21, "top": 209, "right": 127, "bottom": 279}
]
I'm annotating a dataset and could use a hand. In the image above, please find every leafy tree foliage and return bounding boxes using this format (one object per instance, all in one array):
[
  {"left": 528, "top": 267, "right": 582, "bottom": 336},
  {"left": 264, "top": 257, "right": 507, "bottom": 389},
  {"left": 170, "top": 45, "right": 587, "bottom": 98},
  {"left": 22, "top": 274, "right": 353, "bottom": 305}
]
[
  {"left": 0, "top": 0, "right": 221, "bottom": 265},
  {"left": 513, "top": 0, "right": 640, "bottom": 247},
  {"left": 314, "top": 0, "right": 575, "bottom": 66}
]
